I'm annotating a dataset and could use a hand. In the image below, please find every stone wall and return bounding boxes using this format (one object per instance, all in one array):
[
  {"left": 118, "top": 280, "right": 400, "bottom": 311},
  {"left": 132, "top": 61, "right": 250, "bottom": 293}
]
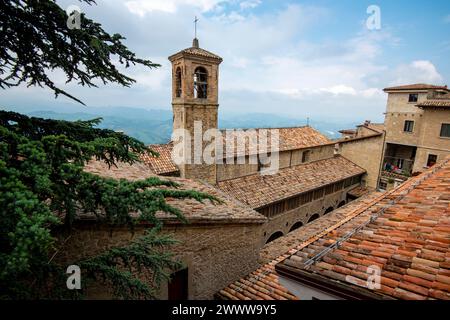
[
  {"left": 418, "top": 108, "right": 450, "bottom": 151},
  {"left": 384, "top": 92, "right": 427, "bottom": 146},
  {"left": 261, "top": 183, "right": 359, "bottom": 244},
  {"left": 413, "top": 147, "right": 450, "bottom": 173},
  {"left": 216, "top": 145, "right": 335, "bottom": 182},
  {"left": 338, "top": 134, "right": 384, "bottom": 189},
  {"left": 54, "top": 221, "right": 263, "bottom": 300}
]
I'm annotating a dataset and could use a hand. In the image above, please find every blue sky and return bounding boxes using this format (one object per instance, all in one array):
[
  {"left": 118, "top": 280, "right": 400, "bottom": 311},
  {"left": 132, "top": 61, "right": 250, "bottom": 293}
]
[{"left": 2, "top": 0, "right": 450, "bottom": 123}]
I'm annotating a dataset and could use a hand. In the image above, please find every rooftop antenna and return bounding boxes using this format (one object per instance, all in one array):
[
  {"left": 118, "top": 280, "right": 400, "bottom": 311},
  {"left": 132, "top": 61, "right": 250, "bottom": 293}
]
[
  {"left": 306, "top": 117, "right": 310, "bottom": 127},
  {"left": 193, "top": 16, "right": 200, "bottom": 47}
]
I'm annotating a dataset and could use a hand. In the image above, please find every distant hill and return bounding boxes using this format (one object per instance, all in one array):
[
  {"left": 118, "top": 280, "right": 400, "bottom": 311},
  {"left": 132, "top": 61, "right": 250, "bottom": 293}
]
[{"left": 1, "top": 106, "right": 359, "bottom": 144}]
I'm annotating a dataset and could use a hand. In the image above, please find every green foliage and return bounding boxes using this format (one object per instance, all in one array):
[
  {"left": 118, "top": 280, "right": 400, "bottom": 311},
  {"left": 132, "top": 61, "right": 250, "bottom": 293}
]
[
  {"left": 0, "top": 111, "right": 219, "bottom": 299},
  {"left": 0, "top": 0, "right": 160, "bottom": 104}
]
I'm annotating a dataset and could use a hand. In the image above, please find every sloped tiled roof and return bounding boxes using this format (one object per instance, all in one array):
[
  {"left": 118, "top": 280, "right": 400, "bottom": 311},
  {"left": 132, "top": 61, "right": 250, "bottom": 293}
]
[
  {"left": 276, "top": 156, "right": 450, "bottom": 300},
  {"left": 216, "top": 192, "right": 385, "bottom": 300},
  {"left": 83, "top": 160, "right": 266, "bottom": 224},
  {"left": 140, "top": 126, "right": 332, "bottom": 176},
  {"left": 219, "top": 156, "right": 450, "bottom": 300},
  {"left": 140, "top": 142, "right": 179, "bottom": 175},
  {"left": 220, "top": 126, "right": 331, "bottom": 158},
  {"left": 417, "top": 99, "right": 450, "bottom": 108},
  {"left": 217, "top": 156, "right": 365, "bottom": 209},
  {"left": 365, "top": 123, "right": 385, "bottom": 133},
  {"left": 168, "top": 42, "right": 223, "bottom": 62},
  {"left": 384, "top": 84, "right": 449, "bottom": 92}
]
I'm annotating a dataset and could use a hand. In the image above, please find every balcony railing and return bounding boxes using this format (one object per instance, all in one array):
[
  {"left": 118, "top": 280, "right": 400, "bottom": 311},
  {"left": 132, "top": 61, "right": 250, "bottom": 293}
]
[{"left": 383, "top": 156, "right": 414, "bottom": 176}]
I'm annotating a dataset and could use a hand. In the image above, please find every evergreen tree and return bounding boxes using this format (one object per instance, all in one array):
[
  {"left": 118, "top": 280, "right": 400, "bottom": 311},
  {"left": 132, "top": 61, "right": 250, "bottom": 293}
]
[{"left": 0, "top": 1, "right": 217, "bottom": 299}]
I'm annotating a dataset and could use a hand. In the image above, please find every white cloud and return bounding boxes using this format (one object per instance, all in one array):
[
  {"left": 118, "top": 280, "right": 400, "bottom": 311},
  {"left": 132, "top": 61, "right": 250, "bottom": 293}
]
[
  {"left": 389, "top": 60, "right": 443, "bottom": 85},
  {"left": 320, "top": 85, "right": 357, "bottom": 96},
  {"left": 240, "top": 0, "right": 261, "bottom": 10},
  {"left": 124, "top": 0, "right": 225, "bottom": 15}
]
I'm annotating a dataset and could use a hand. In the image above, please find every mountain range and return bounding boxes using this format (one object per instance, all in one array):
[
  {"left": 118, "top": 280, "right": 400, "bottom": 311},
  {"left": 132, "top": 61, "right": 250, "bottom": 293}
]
[{"left": 1, "top": 105, "right": 361, "bottom": 144}]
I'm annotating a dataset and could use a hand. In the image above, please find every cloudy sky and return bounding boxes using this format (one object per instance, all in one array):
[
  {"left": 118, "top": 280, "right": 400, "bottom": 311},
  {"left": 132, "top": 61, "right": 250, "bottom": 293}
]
[{"left": 2, "top": 0, "right": 450, "bottom": 122}]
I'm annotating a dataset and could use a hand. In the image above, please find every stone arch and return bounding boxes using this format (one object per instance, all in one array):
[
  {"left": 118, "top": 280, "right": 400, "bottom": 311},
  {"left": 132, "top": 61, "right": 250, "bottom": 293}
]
[
  {"left": 266, "top": 231, "right": 284, "bottom": 244},
  {"left": 194, "top": 66, "right": 208, "bottom": 98},
  {"left": 289, "top": 221, "right": 303, "bottom": 232},
  {"left": 338, "top": 200, "right": 346, "bottom": 208},
  {"left": 307, "top": 214, "right": 320, "bottom": 223},
  {"left": 324, "top": 207, "right": 334, "bottom": 215},
  {"left": 175, "top": 67, "right": 182, "bottom": 97}
]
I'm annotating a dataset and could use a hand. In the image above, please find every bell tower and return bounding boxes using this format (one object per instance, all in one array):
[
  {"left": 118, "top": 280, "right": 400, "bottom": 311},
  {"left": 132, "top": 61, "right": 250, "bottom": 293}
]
[{"left": 168, "top": 37, "right": 223, "bottom": 184}]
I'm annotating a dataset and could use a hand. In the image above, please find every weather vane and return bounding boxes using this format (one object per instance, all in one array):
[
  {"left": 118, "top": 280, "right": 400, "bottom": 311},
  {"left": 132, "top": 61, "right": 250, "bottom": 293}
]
[{"left": 194, "top": 16, "right": 199, "bottom": 38}]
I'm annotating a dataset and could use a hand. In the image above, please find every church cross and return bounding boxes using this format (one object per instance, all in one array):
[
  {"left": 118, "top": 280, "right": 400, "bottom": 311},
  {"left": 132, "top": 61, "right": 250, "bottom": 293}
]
[{"left": 194, "top": 16, "right": 199, "bottom": 38}]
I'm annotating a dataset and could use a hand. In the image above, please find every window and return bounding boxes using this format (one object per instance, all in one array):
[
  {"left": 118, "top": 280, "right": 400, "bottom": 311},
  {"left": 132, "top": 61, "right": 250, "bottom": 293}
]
[
  {"left": 168, "top": 268, "right": 188, "bottom": 300},
  {"left": 408, "top": 94, "right": 418, "bottom": 103},
  {"left": 313, "top": 188, "right": 324, "bottom": 200},
  {"left": 193, "top": 67, "right": 207, "bottom": 99},
  {"left": 440, "top": 124, "right": 450, "bottom": 138},
  {"left": 396, "top": 158, "right": 404, "bottom": 169},
  {"left": 427, "top": 154, "right": 437, "bottom": 167},
  {"left": 404, "top": 120, "right": 414, "bottom": 133},
  {"left": 302, "top": 150, "right": 310, "bottom": 163},
  {"left": 287, "top": 196, "right": 300, "bottom": 211},
  {"left": 333, "top": 181, "right": 344, "bottom": 192},
  {"left": 324, "top": 184, "right": 334, "bottom": 195},
  {"left": 175, "top": 67, "right": 182, "bottom": 97},
  {"left": 300, "top": 191, "right": 313, "bottom": 205},
  {"left": 344, "top": 177, "right": 352, "bottom": 188},
  {"left": 351, "top": 175, "right": 362, "bottom": 185},
  {"left": 379, "top": 181, "right": 387, "bottom": 191}
]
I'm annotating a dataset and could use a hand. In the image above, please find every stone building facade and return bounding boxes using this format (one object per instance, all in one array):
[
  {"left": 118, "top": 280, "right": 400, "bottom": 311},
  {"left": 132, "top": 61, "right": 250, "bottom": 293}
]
[
  {"left": 59, "top": 161, "right": 266, "bottom": 300},
  {"left": 380, "top": 84, "right": 450, "bottom": 189},
  {"left": 141, "top": 38, "right": 377, "bottom": 248},
  {"left": 168, "top": 38, "right": 222, "bottom": 184}
]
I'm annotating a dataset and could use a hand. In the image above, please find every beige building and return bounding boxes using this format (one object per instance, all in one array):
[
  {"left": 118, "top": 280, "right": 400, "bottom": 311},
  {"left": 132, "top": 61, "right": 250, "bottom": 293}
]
[
  {"left": 60, "top": 160, "right": 266, "bottom": 300},
  {"left": 380, "top": 84, "right": 450, "bottom": 190},
  {"left": 142, "top": 38, "right": 380, "bottom": 246}
]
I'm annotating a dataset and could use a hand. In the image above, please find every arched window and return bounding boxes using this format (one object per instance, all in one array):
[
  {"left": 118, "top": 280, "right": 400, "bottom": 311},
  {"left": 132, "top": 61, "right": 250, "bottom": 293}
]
[
  {"left": 307, "top": 214, "right": 320, "bottom": 223},
  {"left": 266, "top": 231, "right": 283, "bottom": 244},
  {"left": 194, "top": 66, "right": 207, "bottom": 99},
  {"left": 175, "top": 67, "right": 182, "bottom": 98},
  {"left": 289, "top": 222, "right": 303, "bottom": 232},
  {"left": 324, "top": 207, "right": 334, "bottom": 215}
]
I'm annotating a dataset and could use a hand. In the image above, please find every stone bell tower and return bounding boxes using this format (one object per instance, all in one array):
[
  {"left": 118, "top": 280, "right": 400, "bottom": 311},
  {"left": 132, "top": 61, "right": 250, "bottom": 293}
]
[{"left": 168, "top": 37, "right": 223, "bottom": 184}]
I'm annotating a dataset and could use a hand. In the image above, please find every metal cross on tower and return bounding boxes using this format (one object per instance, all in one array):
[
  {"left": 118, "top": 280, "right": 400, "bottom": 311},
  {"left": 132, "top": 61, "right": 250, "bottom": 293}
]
[{"left": 194, "top": 16, "right": 199, "bottom": 38}]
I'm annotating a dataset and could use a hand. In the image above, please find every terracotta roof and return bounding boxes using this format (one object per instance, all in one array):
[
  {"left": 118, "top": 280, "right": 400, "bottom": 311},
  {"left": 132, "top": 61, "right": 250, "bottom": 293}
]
[
  {"left": 277, "top": 156, "right": 450, "bottom": 300},
  {"left": 140, "top": 142, "right": 179, "bottom": 175},
  {"left": 220, "top": 126, "right": 332, "bottom": 158},
  {"left": 217, "top": 156, "right": 366, "bottom": 209},
  {"left": 365, "top": 123, "right": 385, "bottom": 133},
  {"left": 216, "top": 192, "right": 384, "bottom": 300},
  {"left": 168, "top": 45, "right": 223, "bottom": 62},
  {"left": 83, "top": 160, "right": 266, "bottom": 225},
  {"left": 347, "top": 186, "right": 370, "bottom": 198},
  {"left": 141, "top": 127, "right": 331, "bottom": 175},
  {"left": 216, "top": 255, "right": 299, "bottom": 300},
  {"left": 339, "top": 129, "right": 356, "bottom": 134},
  {"left": 417, "top": 99, "right": 450, "bottom": 108},
  {"left": 383, "top": 84, "right": 449, "bottom": 92}
]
